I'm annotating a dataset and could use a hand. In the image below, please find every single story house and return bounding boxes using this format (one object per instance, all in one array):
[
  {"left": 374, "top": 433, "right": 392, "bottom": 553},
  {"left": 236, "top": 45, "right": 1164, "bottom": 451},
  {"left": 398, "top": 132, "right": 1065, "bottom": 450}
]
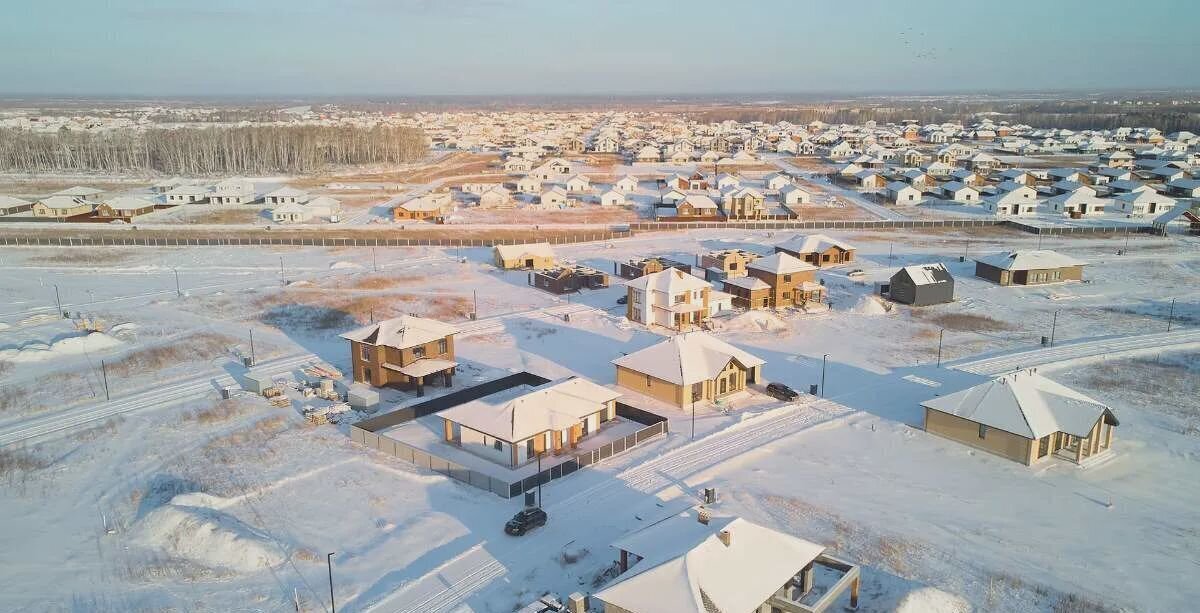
[
  {"left": 888, "top": 263, "right": 954, "bottom": 306},
  {"left": 494, "top": 242, "right": 556, "bottom": 269},
  {"left": 32, "top": 196, "right": 94, "bottom": 218},
  {"left": 613, "top": 332, "right": 764, "bottom": 408},
  {"left": 95, "top": 196, "right": 156, "bottom": 220},
  {"left": 922, "top": 370, "right": 1118, "bottom": 466},
  {"left": 0, "top": 195, "right": 34, "bottom": 216},
  {"left": 974, "top": 250, "right": 1085, "bottom": 286},
  {"left": 775, "top": 234, "right": 856, "bottom": 267}
]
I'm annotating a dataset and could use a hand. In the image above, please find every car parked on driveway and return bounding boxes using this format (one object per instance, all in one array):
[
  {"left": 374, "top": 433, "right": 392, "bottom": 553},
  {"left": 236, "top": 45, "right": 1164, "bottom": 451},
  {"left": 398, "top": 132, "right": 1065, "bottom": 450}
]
[
  {"left": 617, "top": 295, "right": 628, "bottom": 304},
  {"left": 765, "top": 382, "right": 800, "bottom": 402},
  {"left": 505, "top": 507, "right": 548, "bottom": 536}
]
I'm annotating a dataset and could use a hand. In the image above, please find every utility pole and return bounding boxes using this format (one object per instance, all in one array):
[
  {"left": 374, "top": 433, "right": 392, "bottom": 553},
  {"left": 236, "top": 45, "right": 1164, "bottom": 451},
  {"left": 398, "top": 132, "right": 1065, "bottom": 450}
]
[
  {"left": 279, "top": 257, "right": 285, "bottom": 286},
  {"left": 888, "top": 243, "right": 894, "bottom": 261},
  {"left": 173, "top": 268, "right": 181, "bottom": 297},
  {"left": 1049, "top": 310, "right": 1059, "bottom": 347},
  {"left": 536, "top": 451, "right": 544, "bottom": 508},
  {"left": 371, "top": 248, "right": 378, "bottom": 272},
  {"left": 326, "top": 552, "right": 336, "bottom": 613},
  {"left": 820, "top": 354, "right": 829, "bottom": 398},
  {"left": 249, "top": 329, "right": 256, "bottom": 366},
  {"left": 1167, "top": 298, "right": 1176, "bottom": 332},
  {"left": 936, "top": 328, "right": 945, "bottom": 367},
  {"left": 472, "top": 290, "right": 478, "bottom": 318},
  {"left": 100, "top": 360, "right": 110, "bottom": 401},
  {"left": 53, "top": 284, "right": 63, "bottom": 317}
]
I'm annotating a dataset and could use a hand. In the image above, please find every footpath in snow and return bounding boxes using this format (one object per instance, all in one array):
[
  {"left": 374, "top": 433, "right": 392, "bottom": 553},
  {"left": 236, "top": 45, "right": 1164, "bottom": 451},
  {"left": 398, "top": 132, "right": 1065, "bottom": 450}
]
[{"left": 948, "top": 328, "right": 1200, "bottom": 376}]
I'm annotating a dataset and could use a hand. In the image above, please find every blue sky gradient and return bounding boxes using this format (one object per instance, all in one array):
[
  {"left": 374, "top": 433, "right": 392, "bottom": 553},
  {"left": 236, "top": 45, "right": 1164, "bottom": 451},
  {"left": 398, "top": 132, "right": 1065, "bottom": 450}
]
[{"left": 1, "top": 0, "right": 1196, "bottom": 96}]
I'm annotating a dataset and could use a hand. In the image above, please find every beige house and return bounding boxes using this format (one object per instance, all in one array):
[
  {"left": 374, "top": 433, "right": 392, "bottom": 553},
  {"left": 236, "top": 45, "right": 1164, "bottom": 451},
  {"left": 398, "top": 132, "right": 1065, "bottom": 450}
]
[
  {"left": 974, "top": 250, "right": 1085, "bottom": 286},
  {"left": 922, "top": 370, "right": 1118, "bottom": 466},
  {"left": 32, "top": 196, "right": 94, "bottom": 218},
  {"left": 700, "top": 249, "right": 759, "bottom": 278},
  {"left": 494, "top": 242, "right": 556, "bottom": 269},
  {"left": 775, "top": 234, "right": 856, "bottom": 267},
  {"left": 613, "top": 332, "right": 764, "bottom": 409},
  {"left": 594, "top": 512, "right": 861, "bottom": 613},
  {"left": 624, "top": 268, "right": 710, "bottom": 330},
  {"left": 341, "top": 316, "right": 458, "bottom": 395},
  {"left": 440, "top": 377, "right": 619, "bottom": 468}
]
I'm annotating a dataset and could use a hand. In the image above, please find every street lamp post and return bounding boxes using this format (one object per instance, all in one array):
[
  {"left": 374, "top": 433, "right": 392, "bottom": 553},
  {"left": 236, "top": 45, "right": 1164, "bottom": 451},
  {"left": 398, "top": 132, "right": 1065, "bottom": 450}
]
[
  {"left": 936, "top": 328, "right": 945, "bottom": 367},
  {"left": 536, "top": 451, "right": 544, "bottom": 508},
  {"left": 820, "top": 354, "right": 829, "bottom": 398},
  {"left": 173, "top": 268, "right": 181, "bottom": 297},
  {"left": 1167, "top": 298, "right": 1176, "bottom": 332},
  {"left": 1050, "top": 310, "right": 1060, "bottom": 347},
  {"left": 326, "top": 552, "right": 336, "bottom": 613},
  {"left": 53, "top": 284, "right": 63, "bottom": 317}
]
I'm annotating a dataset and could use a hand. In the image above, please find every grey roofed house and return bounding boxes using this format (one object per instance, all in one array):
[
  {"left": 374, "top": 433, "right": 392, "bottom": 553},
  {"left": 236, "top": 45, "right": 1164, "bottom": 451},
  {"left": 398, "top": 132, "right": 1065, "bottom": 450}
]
[{"left": 888, "top": 263, "right": 954, "bottom": 306}]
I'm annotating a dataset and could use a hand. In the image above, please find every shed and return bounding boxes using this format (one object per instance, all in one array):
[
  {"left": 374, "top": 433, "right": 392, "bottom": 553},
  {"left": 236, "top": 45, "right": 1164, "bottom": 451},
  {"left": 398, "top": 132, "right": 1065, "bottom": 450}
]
[{"left": 889, "top": 263, "right": 954, "bottom": 306}]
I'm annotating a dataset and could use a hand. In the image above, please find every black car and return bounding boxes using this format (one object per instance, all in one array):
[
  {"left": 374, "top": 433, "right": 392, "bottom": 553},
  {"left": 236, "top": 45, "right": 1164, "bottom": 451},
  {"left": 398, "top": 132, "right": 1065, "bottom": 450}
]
[
  {"left": 505, "top": 507, "right": 548, "bottom": 536},
  {"left": 765, "top": 382, "right": 799, "bottom": 402},
  {"left": 616, "top": 295, "right": 628, "bottom": 305}
]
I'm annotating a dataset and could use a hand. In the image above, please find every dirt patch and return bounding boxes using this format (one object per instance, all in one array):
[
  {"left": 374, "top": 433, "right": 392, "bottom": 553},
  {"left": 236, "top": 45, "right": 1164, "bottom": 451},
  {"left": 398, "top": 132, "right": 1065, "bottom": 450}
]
[
  {"left": 177, "top": 207, "right": 265, "bottom": 225},
  {"left": 335, "top": 273, "right": 429, "bottom": 291},
  {"left": 26, "top": 248, "right": 137, "bottom": 265},
  {"left": 189, "top": 399, "right": 256, "bottom": 425},
  {"left": 911, "top": 311, "right": 1015, "bottom": 333},
  {"left": 256, "top": 289, "right": 471, "bottom": 332},
  {"left": 787, "top": 157, "right": 835, "bottom": 172}
]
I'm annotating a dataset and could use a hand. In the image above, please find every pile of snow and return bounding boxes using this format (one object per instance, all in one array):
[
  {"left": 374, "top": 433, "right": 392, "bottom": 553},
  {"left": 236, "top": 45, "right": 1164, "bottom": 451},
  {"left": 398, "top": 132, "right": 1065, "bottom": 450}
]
[
  {"left": 716, "top": 311, "right": 790, "bottom": 334},
  {"left": 896, "top": 587, "right": 972, "bottom": 613},
  {"left": 0, "top": 331, "right": 125, "bottom": 363},
  {"left": 286, "top": 280, "right": 314, "bottom": 287},
  {"left": 135, "top": 493, "right": 285, "bottom": 573},
  {"left": 329, "top": 261, "right": 363, "bottom": 270},
  {"left": 850, "top": 295, "right": 892, "bottom": 316}
]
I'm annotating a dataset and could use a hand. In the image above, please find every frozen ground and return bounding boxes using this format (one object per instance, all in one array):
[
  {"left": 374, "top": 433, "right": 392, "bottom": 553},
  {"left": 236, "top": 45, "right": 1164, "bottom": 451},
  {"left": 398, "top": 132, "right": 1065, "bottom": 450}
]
[{"left": 1, "top": 226, "right": 1198, "bottom": 612}]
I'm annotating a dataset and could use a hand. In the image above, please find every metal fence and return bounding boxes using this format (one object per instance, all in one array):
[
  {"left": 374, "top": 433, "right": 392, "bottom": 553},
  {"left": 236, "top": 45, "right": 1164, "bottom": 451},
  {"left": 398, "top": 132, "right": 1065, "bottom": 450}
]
[
  {"left": 349, "top": 378, "right": 670, "bottom": 498},
  {"left": 0, "top": 232, "right": 633, "bottom": 248}
]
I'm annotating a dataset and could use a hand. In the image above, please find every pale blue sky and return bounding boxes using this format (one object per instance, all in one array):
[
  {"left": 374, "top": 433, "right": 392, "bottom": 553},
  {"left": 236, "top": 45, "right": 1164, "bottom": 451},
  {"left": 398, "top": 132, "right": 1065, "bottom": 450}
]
[{"left": 1, "top": 0, "right": 1196, "bottom": 96}]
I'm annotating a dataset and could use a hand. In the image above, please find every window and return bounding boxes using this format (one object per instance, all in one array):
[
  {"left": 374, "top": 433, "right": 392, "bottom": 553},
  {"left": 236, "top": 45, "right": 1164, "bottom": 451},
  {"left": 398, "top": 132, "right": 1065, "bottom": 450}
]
[
  {"left": 692, "top": 382, "right": 703, "bottom": 401},
  {"left": 438, "top": 339, "right": 448, "bottom": 354},
  {"left": 674, "top": 294, "right": 686, "bottom": 304},
  {"left": 978, "top": 424, "right": 988, "bottom": 439},
  {"left": 783, "top": 274, "right": 791, "bottom": 282},
  {"left": 413, "top": 345, "right": 426, "bottom": 358},
  {"left": 493, "top": 440, "right": 503, "bottom": 452},
  {"left": 360, "top": 346, "right": 370, "bottom": 361},
  {"left": 526, "top": 438, "right": 536, "bottom": 457},
  {"left": 646, "top": 374, "right": 652, "bottom": 387}
]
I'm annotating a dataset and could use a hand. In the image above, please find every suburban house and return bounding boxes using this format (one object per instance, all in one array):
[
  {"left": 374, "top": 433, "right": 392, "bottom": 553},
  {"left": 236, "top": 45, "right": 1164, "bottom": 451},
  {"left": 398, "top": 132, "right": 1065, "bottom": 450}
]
[
  {"left": 624, "top": 268, "right": 711, "bottom": 331},
  {"left": 724, "top": 252, "right": 824, "bottom": 309},
  {"left": 516, "top": 175, "right": 543, "bottom": 194},
  {"left": 478, "top": 185, "right": 515, "bottom": 209},
  {"left": 263, "top": 186, "right": 310, "bottom": 206},
  {"left": 564, "top": 174, "right": 592, "bottom": 193},
  {"left": 540, "top": 186, "right": 570, "bottom": 206},
  {"left": 393, "top": 195, "right": 451, "bottom": 221},
  {"left": 613, "top": 332, "right": 765, "bottom": 409},
  {"left": 32, "top": 196, "right": 94, "bottom": 218},
  {"left": 671, "top": 194, "right": 720, "bottom": 219},
  {"left": 600, "top": 189, "right": 627, "bottom": 207},
  {"left": 974, "top": 250, "right": 1085, "bottom": 286},
  {"left": 209, "top": 178, "right": 257, "bottom": 205},
  {"left": 1048, "top": 191, "right": 1105, "bottom": 217},
  {"left": 341, "top": 316, "right": 458, "bottom": 395},
  {"left": 165, "top": 184, "right": 210, "bottom": 204},
  {"left": 775, "top": 234, "right": 857, "bottom": 267},
  {"left": 494, "top": 242, "right": 556, "bottom": 269},
  {"left": 0, "top": 195, "right": 33, "bottom": 216},
  {"left": 982, "top": 190, "right": 1038, "bottom": 217},
  {"left": 780, "top": 184, "right": 813, "bottom": 206},
  {"left": 617, "top": 256, "right": 692, "bottom": 279},
  {"left": 529, "top": 265, "right": 610, "bottom": 294},
  {"left": 594, "top": 512, "right": 861, "bottom": 613},
  {"left": 941, "top": 181, "right": 980, "bottom": 203},
  {"left": 723, "top": 187, "right": 768, "bottom": 219},
  {"left": 765, "top": 172, "right": 792, "bottom": 190},
  {"left": 614, "top": 175, "right": 640, "bottom": 193},
  {"left": 885, "top": 181, "right": 924, "bottom": 205},
  {"left": 52, "top": 185, "right": 104, "bottom": 200},
  {"left": 1113, "top": 189, "right": 1176, "bottom": 216},
  {"left": 94, "top": 196, "right": 156, "bottom": 220},
  {"left": 922, "top": 370, "right": 1118, "bottom": 466},
  {"left": 888, "top": 263, "right": 954, "bottom": 306},
  {"left": 699, "top": 249, "right": 760, "bottom": 279},
  {"left": 440, "top": 376, "right": 620, "bottom": 468}
]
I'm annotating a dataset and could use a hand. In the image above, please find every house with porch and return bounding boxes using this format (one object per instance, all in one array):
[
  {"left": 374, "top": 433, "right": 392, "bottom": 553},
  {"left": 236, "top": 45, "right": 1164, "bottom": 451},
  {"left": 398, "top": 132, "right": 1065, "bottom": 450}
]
[
  {"left": 624, "top": 268, "right": 711, "bottom": 331},
  {"left": 1113, "top": 189, "right": 1176, "bottom": 216},
  {"left": 700, "top": 249, "right": 759, "bottom": 279},
  {"left": 723, "top": 187, "right": 767, "bottom": 219},
  {"left": 613, "top": 332, "right": 765, "bottom": 409},
  {"left": 32, "top": 196, "right": 95, "bottom": 218},
  {"left": 341, "top": 316, "right": 458, "bottom": 395},
  {"left": 94, "top": 196, "right": 156, "bottom": 220},
  {"left": 922, "top": 370, "right": 1118, "bottom": 466},
  {"left": 780, "top": 184, "right": 813, "bottom": 206},
  {"left": 775, "top": 234, "right": 856, "bottom": 267},
  {"left": 440, "top": 377, "right": 620, "bottom": 468},
  {"left": 723, "top": 252, "right": 824, "bottom": 310},
  {"left": 974, "top": 250, "right": 1085, "bottom": 286},
  {"left": 393, "top": 195, "right": 452, "bottom": 221},
  {"left": 263, "top": 186, "right": 310, "bottom": 206},
  {"left": 165, "top": 184, "right": 210, "bottom": 204},
  {"left": 594, "top": 512, "right": 861, "bottom": 613},
  {"left": 617, "top": 256, "right": 692, "bottom": 280}
]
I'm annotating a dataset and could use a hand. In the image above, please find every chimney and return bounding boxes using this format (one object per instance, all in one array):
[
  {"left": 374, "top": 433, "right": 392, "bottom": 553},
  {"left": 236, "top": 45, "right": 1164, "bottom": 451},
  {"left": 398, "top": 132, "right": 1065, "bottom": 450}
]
[
  {"left": 718, "top": 529, "right": 732, "bottom": 547},
  {"left": 697, "top": 508, "right": 711, "bottom": 525},
  {"left": 567, "top": 593, "right": 587, "bottom": 613}
]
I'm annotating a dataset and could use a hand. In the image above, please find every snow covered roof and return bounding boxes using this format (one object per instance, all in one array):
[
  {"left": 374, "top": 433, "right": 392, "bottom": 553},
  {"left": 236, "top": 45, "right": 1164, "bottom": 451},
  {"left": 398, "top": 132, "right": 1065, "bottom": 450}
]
[
  {"left": 595, "top": 514, "right": 824, "bottom": 613},
  {"left": 974, "top": 250, "right": 1086, "bottom": 271},
  {"left": 438, "top": 377, "right": 619, "bottom": 442},
  {"left": 37, "top": 195, "right": 91, "bottom": 209},
  {"left": 747, "top": 252, "right": 817, "bottom": 275},
  {"left": 895, "top": 263, "right": 952, "bottom": 286},
  {"left": 52, "top": 185, "right": 103, "bottom": 197},
  {"left": 678, "top": 194, "right": 718, "bottom": 210},
  {"left": 264, "top": 186, "right": 309, "bottom": 199},
  {"left": 612, "top": 332, "right": 765, "bottom": 386},
  {"left": 340, "top": 315, "right": 458, "bottom": 349},
  {"left": 625, "top": 268, "right": 708, "bottom": 294},
  {"left": 103, "top": 196, "right": 155, "bottom": 210},
  {"left": 922, "top": 371, "right": 1117, "bottom": 439},
  {"left": 776, "top": 233, "right": 856, "bottom": 254},
  {"left": 0, "top": 195, "right": 32, "bottom": 207},
  {"left": 399, "top": 196, "right": 446, "bottom": 211},
  {"left": 723, "top": 276, "right": 771, "bottom": 291},
  {"left": 494, "top": 242, "right": 555, "bottom": 260}
]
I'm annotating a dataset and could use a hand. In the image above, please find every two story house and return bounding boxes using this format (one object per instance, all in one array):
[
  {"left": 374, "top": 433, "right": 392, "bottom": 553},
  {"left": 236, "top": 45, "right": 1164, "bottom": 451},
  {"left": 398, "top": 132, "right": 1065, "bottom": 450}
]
[
  {"left": 625, "top": 268, "right": 711, "bottom": 331},
  {"left": 341, "top": 315, "right": 458, "bottom": 395}
]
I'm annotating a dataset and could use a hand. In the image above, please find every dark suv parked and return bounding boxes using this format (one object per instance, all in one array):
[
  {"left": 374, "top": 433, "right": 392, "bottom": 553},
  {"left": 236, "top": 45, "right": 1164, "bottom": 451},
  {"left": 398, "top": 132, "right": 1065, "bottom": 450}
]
[
  {"left": 505, "top": 507, "right": 548, "bottom": 536},
  {"left": 765, "top": 382, "right": 800, "bottom": 401}
]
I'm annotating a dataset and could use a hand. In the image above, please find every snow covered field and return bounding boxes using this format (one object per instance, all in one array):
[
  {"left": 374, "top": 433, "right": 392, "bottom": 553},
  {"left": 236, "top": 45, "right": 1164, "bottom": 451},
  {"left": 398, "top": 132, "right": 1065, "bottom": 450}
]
[{"left": 1, "top": 225, "right": 1198, "bottom": 612}]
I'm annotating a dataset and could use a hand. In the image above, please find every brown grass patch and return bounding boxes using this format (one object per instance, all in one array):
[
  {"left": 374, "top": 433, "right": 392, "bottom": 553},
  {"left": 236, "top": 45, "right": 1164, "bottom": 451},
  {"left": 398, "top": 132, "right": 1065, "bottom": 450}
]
[
  {"left": 912, "top": 311, "right": 1015, "bottom": 333},
  {"left": 26, "top": 248, "right": 136, "bottom": 265},
  {"left": 338, "top": 273, "right": 429, "bottom": 290},
  {"left": 256, "top": 288, "right": 470, "bottom": 331},
  {"left": 189, "top": 399, "right": 255, "bottom": 425},
  {"left": 203, "top": 415, "right": 290, "bottom": 463},
  {"left": 180, "top": 207, "right": 264, "bottom": 225},
  {"left": 73, "top": 416, "right": 125, "bottom": 442},
  {"left": 0, "top": 447, "right": 52, "bottom": 482},
  {"left": 104, "top": 332, "right": 239, "bottom": 378},
  {"left": 787, "top": 157, "right": 835, "bottom": 172}
]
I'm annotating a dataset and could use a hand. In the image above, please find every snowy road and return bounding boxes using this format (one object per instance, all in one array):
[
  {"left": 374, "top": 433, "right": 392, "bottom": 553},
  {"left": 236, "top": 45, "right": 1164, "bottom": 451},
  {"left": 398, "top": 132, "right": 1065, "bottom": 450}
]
[
  {"left": 768, "top": 155, "right": 909, "bottom": 221},
  {"left": 363, "top": 398, "right": 851, "bottom": 613},
  {"left": 0, "top": 352, "right": 319, "bottom": 447},
  {"left": 948, "top": 328, "right": 1200, "bottom": 376}
]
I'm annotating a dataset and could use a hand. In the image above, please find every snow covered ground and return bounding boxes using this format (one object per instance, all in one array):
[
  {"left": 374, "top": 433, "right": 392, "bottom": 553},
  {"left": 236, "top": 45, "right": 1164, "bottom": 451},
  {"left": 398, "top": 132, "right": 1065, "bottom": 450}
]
[{"left": 1, "top": 225, "right": 1198, "bottom": 612}]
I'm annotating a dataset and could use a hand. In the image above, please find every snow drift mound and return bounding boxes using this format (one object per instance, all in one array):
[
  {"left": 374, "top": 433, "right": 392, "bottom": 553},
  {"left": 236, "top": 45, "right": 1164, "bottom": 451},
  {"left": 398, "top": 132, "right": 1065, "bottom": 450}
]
[
  {"left": 0, "top": 331, "right": 125, "bottom": 363},
  {"left": 896, "top": 587, "right": 971, "bottom": 613},
  {"left": 850, "top": 295, "right": 891, "bottom": 316},
  {"left": 135, "top": 493, "right": 284, "bottom": 572},
  {"left": 329, "top": 261, "right": 363, "bottom": 270},
  {"left": 716, "top": 311, "right": 790, "bottom": 334}
]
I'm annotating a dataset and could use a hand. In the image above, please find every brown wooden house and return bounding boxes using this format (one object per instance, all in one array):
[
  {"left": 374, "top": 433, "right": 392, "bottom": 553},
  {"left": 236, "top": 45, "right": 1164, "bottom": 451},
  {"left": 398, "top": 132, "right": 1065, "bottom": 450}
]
[
  {"left": 724, "top": 252, "right": 823, "bottom": 309},
  {"left": 617, "top": 256, "right": 691, "bottom": 279},
  {"left": 974, "top": 250, "right": 1085, "bottom": 286},
  {"left": 529, "top": 265, "right": 610, "bottom": 294},
  {"left": 774, "top": 234, "right": 856, "bottom": 267},
  {"left": 341, "top": 316, "right": 458, "bottom": 395}
]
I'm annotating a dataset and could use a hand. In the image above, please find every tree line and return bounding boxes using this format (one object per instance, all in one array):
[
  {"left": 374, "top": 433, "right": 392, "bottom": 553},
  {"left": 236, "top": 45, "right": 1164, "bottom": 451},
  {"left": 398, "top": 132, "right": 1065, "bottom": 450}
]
[{"left": 0, "top": 124, "right": 427, "bottom": 175}]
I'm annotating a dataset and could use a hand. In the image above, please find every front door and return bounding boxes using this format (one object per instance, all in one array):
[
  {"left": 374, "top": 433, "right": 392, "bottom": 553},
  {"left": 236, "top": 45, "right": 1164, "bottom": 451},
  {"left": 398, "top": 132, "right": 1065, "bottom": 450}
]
[{"left": 719, "top": 378, "right": 727, "bottom": 395}]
